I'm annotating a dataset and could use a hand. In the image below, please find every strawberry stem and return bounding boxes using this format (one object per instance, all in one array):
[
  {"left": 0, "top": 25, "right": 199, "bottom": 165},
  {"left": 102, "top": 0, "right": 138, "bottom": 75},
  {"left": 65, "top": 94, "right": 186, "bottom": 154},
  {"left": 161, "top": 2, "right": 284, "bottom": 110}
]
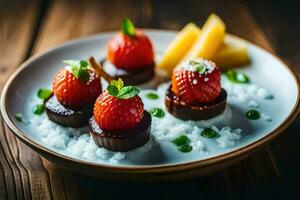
[{"left": 121, "top": 17, "right": 135, "bottom": 37}]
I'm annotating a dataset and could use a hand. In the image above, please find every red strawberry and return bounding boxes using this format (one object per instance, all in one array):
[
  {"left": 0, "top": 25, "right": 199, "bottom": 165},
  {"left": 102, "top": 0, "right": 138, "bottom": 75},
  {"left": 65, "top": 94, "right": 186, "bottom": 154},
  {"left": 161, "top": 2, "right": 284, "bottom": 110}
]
[
  {"left": 93, "top": 79, "right": 144, "bottom": 132},
  {"left": 107, "top": 18, "right": 154, "bottom": 70},
  {"left": 53, "top": 60, "right": 102, "bottom": 109},
  {"left": 171, "top": 59, "right": 221, "bottom": 104}
]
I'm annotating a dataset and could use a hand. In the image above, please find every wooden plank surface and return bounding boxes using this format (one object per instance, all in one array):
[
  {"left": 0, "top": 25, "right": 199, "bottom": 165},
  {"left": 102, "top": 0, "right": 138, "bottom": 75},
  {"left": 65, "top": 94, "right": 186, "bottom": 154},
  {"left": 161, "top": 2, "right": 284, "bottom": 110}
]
[
  {"left": 0, "top": 1, "right": 50, "bottom": 199},
  {"left": 0, "top": 0, "right": 299, "bottom": 199}
]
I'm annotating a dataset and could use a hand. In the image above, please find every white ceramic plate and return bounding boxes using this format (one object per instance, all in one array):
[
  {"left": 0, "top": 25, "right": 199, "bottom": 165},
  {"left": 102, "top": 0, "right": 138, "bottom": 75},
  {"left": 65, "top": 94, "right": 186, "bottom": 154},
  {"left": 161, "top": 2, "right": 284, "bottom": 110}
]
[{"left": 1, "top": 30, "right": 299, "bottom": 179}]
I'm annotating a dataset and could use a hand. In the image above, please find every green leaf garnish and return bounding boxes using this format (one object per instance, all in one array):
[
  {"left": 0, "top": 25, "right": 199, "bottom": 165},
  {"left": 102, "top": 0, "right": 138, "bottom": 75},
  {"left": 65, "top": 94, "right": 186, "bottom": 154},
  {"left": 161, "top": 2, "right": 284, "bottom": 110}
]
[
  {"left": 246, "top": 109, "right": 261, "bottom": 120},
  {"left": 63, "top": 60, "right": 89, "bottom": 82},
  {"left": 172, "top": 135, "right": 193, "bottom": 153},
  {"left": 15, "top": 113, "right": 23, "bottom": 122},
  {"left": 172, "top": 135, "right": 190, "bottom": 146},
  {"left": 201, "top": 128, "right": 218, "bottom": 138},
  {"left": 226, "top": 70, "right": 250, "bottom": 84},
  {"left": 111, "top": 79, "right": 124, "bottom": 91},
  {"left": 33, "top": 104, "right": 45, "bottom": 115},
  {"left": 196, "top": 65, "right": 207, "bottom": 74},
  {"left": 178, "top": 144, "right": 193, "bottom": 153},
  {"left": 37, "top": 88, "right": 52, "bottom": 99},
  {"left": 149, "top": 108, "right": 165, "bottom": 118},
  {"left": 121, "top": 17, "right": 135, "bottom": 37},
  {"left": 146, "top": 92, "right": 159, "bottom": 100},
  {"left": 107, "top": 78, "right": 140, "bottom": 99},
  {"left": 118, "top": 86, "right": 140, "bottom": 99},
  {"left": 107, "top": 85, "right": 119, "bottom": 96}
]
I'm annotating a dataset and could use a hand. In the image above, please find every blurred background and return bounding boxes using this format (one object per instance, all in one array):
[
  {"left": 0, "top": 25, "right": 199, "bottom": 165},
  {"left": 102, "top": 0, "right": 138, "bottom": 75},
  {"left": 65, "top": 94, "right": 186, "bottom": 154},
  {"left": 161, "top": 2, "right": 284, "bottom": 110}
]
[{"left": 1, "top": 0, "right": 300, "bottom": 199}]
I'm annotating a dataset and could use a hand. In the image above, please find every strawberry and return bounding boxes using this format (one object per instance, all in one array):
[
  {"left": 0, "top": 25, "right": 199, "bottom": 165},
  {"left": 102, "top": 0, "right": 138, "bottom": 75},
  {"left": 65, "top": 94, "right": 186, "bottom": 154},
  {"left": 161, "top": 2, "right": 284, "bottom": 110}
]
[
  {"left": 107, "top": 18, "right": 154, "bottom": 70},
  {"left": 53, "top": 60, "right": 102, "bottom": 109},
  {"left": 93, "top": 79, "right": 144, "bottom": 132},
  {"left": 171, "top": 59, "right": 221, "bottom": 104}
]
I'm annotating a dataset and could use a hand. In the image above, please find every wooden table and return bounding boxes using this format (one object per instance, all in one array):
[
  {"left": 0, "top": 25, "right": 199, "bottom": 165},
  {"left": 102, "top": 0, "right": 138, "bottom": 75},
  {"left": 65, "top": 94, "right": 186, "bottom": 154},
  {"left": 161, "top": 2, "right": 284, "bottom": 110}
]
[{"left": 1, "top": 0, "right": 300, "bottom": 199}]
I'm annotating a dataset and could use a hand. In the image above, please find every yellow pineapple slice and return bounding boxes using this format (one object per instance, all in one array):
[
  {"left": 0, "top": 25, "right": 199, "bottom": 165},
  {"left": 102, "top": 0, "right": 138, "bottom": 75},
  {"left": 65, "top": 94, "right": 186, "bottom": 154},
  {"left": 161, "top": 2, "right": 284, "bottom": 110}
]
[
  {"left": 179, "top": 14, "right": 226, "bottom": 65},
  {"left": 157, "top": 23, "right": 200, "bottom": 76},
  {"left": 213, "top": 36, "right": 250, "bottom": 70}
]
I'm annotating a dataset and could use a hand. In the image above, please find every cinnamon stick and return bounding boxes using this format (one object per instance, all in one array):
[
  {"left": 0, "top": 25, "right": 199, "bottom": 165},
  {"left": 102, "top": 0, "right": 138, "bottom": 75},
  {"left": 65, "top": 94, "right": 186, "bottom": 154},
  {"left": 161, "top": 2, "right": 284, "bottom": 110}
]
[{"left": 89, "top": 57, "right": 113, "bottom": 83}]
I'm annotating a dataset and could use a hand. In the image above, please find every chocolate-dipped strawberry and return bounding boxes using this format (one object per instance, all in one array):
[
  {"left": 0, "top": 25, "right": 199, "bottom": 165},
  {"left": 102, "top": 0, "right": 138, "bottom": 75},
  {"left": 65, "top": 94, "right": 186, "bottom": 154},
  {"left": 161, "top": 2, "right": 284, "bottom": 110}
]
[
  {"left": 165, "top": 58, "right": 227, "bottom": 120},
  {"left": 88, "top": 79, "right": 151, "bottom": 152},
  {"left": 44, "top": 60, "right": 102, "bottom": 127},
  {"left": 101, "top": 17, "right": 155, "bottom": 85}
]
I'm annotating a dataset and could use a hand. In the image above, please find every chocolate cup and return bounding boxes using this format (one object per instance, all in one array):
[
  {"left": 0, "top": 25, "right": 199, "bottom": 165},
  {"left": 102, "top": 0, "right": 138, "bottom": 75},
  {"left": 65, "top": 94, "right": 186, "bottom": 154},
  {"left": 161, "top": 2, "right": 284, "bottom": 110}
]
[
  {"left": 165, "top": 85, "right": 227, "bottom": 121},
  {"left": 44, "top": 95, "right": 93, "bottom": 128},
  {"left": 101, "top": 59, "right": 155, "bottom": 85},
  {"left": 89, "top": 111, "right": 151, "bottom": 152}
]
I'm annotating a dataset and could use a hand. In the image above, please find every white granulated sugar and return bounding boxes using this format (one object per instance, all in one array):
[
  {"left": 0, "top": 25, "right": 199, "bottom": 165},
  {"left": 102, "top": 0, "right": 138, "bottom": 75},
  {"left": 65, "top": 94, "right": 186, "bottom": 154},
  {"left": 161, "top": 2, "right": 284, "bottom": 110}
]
[
  {"left": 216, "top": 127, "right": 242, "bottom": 148},
  {"left": 257, "top": 88, "right": 273, "bottom": 99},
  {"left": 109, "top": 152, "right": 126, "bottom": 164},
  {"left": 261, "top": 113, "right": 272, "bottom": 122},
  {"left": 247, "top": 84, "right": 259, "bottom": 95},
  {"left": 248, "top": 100, "right": 259, "bottom": 108},
  {"left": 179, "top": 58, "right": 215, "bottom": 73},
  {"left": 223, "top": 79, "right": 274, "bottom": 102},
  {"left": 204, "top": 77, "right": 209, "bottom": 82},
  {"left": 192, "top": 79, "right": 198, "bottom": 85},
  {"left": 33, "top": 115, "right": 128, "bottom": 163}
]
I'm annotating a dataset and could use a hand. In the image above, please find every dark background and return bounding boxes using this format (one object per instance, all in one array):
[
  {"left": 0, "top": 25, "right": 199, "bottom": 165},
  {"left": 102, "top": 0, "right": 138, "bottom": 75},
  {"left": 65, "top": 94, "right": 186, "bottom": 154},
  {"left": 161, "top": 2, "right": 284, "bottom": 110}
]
[{"left": 1, "top": 0, "right": 300, "bottom": 199}]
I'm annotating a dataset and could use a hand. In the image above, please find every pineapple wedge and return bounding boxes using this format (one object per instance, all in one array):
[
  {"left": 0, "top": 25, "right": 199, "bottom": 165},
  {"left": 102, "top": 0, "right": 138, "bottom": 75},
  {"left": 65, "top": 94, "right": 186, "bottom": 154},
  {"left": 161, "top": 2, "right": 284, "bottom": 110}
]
[
  {"left": 213, "top": 36, "right": 250, "bottom": 70},
  {"left": 179, "top": 14, "right": 226, "bottom": 64},
  {"left": 157, "top": 23, "right": 200, "bottom": 76}
]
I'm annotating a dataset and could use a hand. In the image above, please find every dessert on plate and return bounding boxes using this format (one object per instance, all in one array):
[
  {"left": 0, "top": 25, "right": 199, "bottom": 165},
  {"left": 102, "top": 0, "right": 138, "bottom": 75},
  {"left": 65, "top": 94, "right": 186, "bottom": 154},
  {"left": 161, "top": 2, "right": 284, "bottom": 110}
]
[
  {"left": 101, "top": 17, "right": 155, "bottom": 85},
  {"left": 44, "top": 60, "right": 102, "bottom": 127},
  {"left": 165, "top": 58, "right": 227, "bottom": 120},
  {"left": 88, "top": 79, "right": 151, "bottom": 152}
]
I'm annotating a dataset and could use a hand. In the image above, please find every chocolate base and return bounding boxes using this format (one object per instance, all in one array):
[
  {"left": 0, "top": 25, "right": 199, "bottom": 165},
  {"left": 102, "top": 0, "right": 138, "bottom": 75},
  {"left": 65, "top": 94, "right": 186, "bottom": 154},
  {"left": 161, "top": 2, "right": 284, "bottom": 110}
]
[
  {"left": 165, "top": 85, "right": 227, "bottom": 121},
  {"left": 101, "top": 59, "right": 155, "bottom": 85},
  {"left": 44, "top": 95, "right": 93, "bottom": 128},
  {"left": 89, "top": 111, "right": 151, "bottom": 152}
]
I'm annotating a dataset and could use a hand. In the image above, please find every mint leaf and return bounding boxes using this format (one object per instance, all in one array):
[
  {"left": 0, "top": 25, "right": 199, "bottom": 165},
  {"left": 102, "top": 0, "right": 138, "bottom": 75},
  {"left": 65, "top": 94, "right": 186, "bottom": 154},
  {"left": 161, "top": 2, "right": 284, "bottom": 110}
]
[
  {"left": 33, "top": 104, "right": 45, "bottom": 115},
  {"left": 111, "top": 78, "right": 124, "bottom": 91},
  {"left": 201, "top": 128, "right": 218, "bottom": 138},
  {"left": 146, "top": 92, "right": 159, "bottom": 100},
  {"left": 106, "top": 78, "right": 139, "bottom": 99},
  {"left": 149, "top": 108, "right": 165, "bottom": 118},
  {"left": 107, "top": 85, "right": 119, "bottom": 96},
  {"left": 121, "top": 17, "right": 135, "bottom": 37},
  {"left": 37, "top": 88, "right": 52, "bottom": 99},
  {"left": 178, "top": 144, "right": 193, "bottom": 153},
  {"left": 63, "top": 60, "right": 89, "bottom": 82},
  {"left": 117, "top": 86, "right": 140, "bottom": 99},
  {"left": 226, "top": 70, "right": 250, "bottom": 84},
  {"left": 196, "top": 65, "right": 206, "bottom": 74},
  {"left": 172, "top": 135, "right": 193, "bottom": 153},
  {"left": 172, "top": 135, "right": 190, "bottom": 146},
  {"left": 246, "top": 109, "right": 261, "bottom": 120}
]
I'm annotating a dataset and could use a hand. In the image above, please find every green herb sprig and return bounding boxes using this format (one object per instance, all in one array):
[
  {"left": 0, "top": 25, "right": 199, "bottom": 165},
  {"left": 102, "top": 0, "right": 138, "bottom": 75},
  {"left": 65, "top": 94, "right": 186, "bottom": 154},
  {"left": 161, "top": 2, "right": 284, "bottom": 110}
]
[
  {"left": 149, "top": 108, "right": 165, "bottom": 118},
  {"left": 146, "top": 93, "right": 159, "bottom": 100},
  {"left": 33, "top": 104, "right": 45, "bottom": 115},
  {"left": 107, "top": 78, "right": 140, "bottom": 99},
  {"left": 64, "top": 60, "right": 89, "bottom": 83},
  {"left": 226, "top": 69, "right": 250, "bottom": 84},
  {"left": 246, "top": 109, "right": 261, "bottom": 120},
  {"left": 201, "top": 128, "right": 218, "bottom": 138},
  {"left": 172, "top": 135, "right": 193, "bottom": 153}
]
